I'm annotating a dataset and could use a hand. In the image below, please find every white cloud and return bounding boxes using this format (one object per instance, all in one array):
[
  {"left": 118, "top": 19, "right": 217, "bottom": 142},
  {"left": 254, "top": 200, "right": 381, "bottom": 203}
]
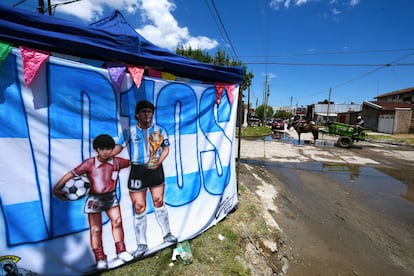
[
  {"left": 53, "top": 0, "right": 138, "bottom": 21},
  {"left": 135, "top": 0, "right": 218, "bottom": 51},
  {"left": 263, "top": 72, "right": 278, "bottom": 80},
  {"left": 53, "top": 0, "right": 218, "bottom": 51},
  {"left": 349, "top": 0, "right": 360, "bottom": 7},
  {"left": 269, "top": 0, "right": 360, "bottom": 11},
  {"left": 269, "top": 0, "right": 311, "bottom": 10},
  {"left": 332, "top": 8, "right": 341, "bottom": 15}
]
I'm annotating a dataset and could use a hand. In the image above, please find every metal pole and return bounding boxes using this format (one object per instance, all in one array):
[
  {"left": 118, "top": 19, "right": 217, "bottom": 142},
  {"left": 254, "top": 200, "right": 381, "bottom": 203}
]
[
  {"left": 237, "top": 88, "right": 243, "bottom": 167},
  {"left": 47, "top": 0, "right": 52, "bottom": 15},
  {"left": 326, "top": 88, "right": 332, "bottom": 125},
  {"left": 37, "top": 0, "right": 45, "bottom": 14}
]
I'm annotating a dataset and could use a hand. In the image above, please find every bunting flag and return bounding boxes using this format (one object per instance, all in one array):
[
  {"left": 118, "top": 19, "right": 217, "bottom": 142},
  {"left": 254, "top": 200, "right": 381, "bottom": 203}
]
[
  {"left": 161, "top": 72, "right": 176, "bottom": 81},
  {"left": 215, "top": 83, "right": 235, "bottom": 105},
  {"left": 127, "top": 65, "right": 145, "bottom": 88},
  {"left": 0, "top": 41, "right": 12, "bottom": 63},
  {"left": 147, "top": 68, "right": 162, "bottom": 79},
  {"left": 224, "top": 84, "right": 235, "bottom": 104},
  {"left": 19, "top": 46, "right": 50, "bottom": 87},
  {"left": 106, "top": 62, "right": 126, "bottom": 93},
  {"left": 215, "top": 84, "right": 224, "bottom": 105}
]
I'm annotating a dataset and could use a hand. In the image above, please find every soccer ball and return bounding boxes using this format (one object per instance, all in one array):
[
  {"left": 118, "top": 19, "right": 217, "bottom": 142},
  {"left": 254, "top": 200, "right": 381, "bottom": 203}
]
[{"left": 62, "top": 175, "right": 91, "bottom": 201}]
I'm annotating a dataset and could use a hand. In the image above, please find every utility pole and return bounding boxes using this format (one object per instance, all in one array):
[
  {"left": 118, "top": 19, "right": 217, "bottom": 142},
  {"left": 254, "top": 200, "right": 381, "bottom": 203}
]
[
  {"left": 262, "top": 75, "right": 267, "bottom": 123},
  {"left": 326, "top": 87, "right": 332, "bottom": 125},
  {"left": 247, "top": 86, "right": 251, "bottom": 119},
  {"left": 262, "top": 74, "right": 270, "bottom": 124},
  {"left": 37, "top": 0, "right": 45, "bottom": 14}
]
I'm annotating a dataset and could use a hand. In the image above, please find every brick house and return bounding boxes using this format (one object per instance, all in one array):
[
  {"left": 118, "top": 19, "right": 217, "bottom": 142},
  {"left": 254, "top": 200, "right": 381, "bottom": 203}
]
[{"left": 362, "top": 87, "right": 414, "bottom": 133}]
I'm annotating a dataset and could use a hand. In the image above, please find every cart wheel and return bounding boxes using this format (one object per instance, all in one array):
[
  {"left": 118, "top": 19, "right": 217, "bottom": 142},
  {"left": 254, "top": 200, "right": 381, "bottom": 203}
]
[{"left": 337, "top": 136, "right": 353, "bottom": 148}]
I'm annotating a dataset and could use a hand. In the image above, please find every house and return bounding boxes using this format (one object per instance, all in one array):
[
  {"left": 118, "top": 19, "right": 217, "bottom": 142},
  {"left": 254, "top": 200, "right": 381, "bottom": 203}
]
[
  {"left": 362, "top": 87, "right": 414, "bottom": 134},
  {"left": 310, "top": 103, "right": 362, "bottom": 124}
]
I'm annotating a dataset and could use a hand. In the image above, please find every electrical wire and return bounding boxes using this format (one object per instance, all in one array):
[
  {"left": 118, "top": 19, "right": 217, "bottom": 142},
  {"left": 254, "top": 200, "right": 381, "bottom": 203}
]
[
  {"left": 210, "top": 0, "right": 239, "bottom": 61},
  {"left": 12, "top": 0, "right": 26, "bottom": 7},
  {"left": 240, "top": 48, "right": 414, "bottom": 58},
  {"left": 245, "top": 62, "right": 414, "bottom": 66},
  {"left": 334, "top": 51, "right": 414, "bottom": 89},
  {"left": 50, "top": 0, "right": 83, "bottom": 15}
]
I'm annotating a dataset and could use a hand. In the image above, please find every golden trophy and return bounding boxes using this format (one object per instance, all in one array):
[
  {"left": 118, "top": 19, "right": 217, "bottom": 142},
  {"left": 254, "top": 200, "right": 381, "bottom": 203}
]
[{"left": 147, "top": 131, "right": 164, "bottom": 168}]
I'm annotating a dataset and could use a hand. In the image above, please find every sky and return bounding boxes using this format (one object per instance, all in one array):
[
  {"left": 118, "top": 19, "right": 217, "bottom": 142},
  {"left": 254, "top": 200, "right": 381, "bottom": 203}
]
[{"left": 3, "top": 0, "right": 414, "bottom": 110}]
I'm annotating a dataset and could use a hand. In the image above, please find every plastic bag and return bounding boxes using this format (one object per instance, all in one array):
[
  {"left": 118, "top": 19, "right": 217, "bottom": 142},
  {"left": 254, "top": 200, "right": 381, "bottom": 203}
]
[{"left": 172, "top": 240, "right": 193, "bottom": 265}]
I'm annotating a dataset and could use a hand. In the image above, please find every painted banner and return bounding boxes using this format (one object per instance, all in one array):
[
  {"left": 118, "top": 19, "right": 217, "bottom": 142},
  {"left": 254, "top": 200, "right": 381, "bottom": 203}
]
[{"left": 0, "top": 49, "right": 239, "bottom": 275}]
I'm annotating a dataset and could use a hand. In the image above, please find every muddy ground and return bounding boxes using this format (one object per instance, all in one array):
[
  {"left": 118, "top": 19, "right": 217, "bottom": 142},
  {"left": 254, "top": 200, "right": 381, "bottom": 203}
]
[{"left": 237, "top": 136, "right": 414, "bottom": 276}]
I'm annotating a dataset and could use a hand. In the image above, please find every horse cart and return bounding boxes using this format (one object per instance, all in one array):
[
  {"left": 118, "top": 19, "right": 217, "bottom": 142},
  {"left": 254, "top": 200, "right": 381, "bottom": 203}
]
[{"left": 326, "top": 122, "right": 367, "bottom": 148}]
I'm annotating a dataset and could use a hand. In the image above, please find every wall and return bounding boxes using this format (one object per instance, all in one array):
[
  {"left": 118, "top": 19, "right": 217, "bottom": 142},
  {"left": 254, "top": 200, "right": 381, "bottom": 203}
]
[{"left": 394, "top": 108, "right": 412, "bottom": 134}]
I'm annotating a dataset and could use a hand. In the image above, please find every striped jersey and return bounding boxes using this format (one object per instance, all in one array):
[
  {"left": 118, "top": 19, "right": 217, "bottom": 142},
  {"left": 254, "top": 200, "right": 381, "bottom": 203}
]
[{"left": 115, "top": 124, "right": 169, "bottom": 165}]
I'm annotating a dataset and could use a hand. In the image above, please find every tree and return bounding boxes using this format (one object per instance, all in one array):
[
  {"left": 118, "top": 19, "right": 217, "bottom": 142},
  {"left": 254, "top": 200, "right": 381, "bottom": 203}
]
[
  {"left": 255, "top": 104, "right": 273, "bottom": 120},
  {"left": 274, "top": 110, "right": 293, "bottom": 120},
  {"left": 176, "top": 46, "right": 253, "bottom": 93}
]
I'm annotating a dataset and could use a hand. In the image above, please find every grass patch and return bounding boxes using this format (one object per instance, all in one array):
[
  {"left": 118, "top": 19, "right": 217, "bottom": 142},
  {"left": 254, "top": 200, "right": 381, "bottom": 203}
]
[
  {"left": 239, "top": 126, "right": 272, "bottom": 137},
  {"left": 366, "top": 132, "right": 414, "bottom": 145}
]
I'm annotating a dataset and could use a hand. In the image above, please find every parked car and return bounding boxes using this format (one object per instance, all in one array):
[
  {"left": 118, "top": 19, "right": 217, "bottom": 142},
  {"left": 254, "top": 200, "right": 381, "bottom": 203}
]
[
  {"left": 272, "top": 118, "right": 285, "bottom": 130},
  {"left": 265, "top": 118, "right": 272, "bottom": 126},
  {"left": 248, "top": 116, "right": 262, "bottom": 127}
]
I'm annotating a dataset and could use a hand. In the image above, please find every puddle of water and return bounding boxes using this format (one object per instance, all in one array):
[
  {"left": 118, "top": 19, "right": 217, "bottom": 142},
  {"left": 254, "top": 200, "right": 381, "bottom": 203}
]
[
  {"left": 269, "top": 132, "right": 305, "bottom": 145},
  {"left": 322, "top": 163, "right": 414, "bottom": 204},
  {"left": 239, "top": 159, "right": 414, "bottom": 206},
  {"left": 239, "top": 159, "right": 414, "bottom": 226},
  {"left": 270, "top": 131, "right": 333, "bottom": 146}
]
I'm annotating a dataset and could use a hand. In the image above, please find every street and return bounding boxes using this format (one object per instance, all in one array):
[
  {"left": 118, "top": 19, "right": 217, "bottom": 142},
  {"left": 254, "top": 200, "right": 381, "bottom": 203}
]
[{"left": 237, "top": 131, "right": 414, "bottom": 276}]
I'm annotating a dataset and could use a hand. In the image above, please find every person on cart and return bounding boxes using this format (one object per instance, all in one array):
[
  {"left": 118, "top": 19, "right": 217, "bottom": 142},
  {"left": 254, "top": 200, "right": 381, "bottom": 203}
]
[{"left": 354, "top": 115, "right": 365, "bottom": 134}]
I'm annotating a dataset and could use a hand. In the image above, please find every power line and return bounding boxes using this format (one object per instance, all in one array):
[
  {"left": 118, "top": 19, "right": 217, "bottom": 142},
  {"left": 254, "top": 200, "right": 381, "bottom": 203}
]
[
  {"left": 12, "top": 0, "right": 26, "bottom": 7},
  {"left": 50, "top": 0, "right": 83, "bottom": 15},
  {"left": 204, "top": 0, "right": 227, "bottom": 49},
  {"left": 334, "top": 51, "right": 414, "bottom": 89},
  {"left": 209, "top": 0, "right": 239, "bottom": 61},
  {"left": 244, "top": 62, "right": 414, "bottom": 66},
  {"left": 240, "top": 48, "right": 414, "bottom": 58}
]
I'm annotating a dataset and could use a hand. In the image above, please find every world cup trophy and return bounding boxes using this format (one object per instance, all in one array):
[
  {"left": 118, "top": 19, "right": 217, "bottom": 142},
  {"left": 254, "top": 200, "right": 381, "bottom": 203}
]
[{"left": 147, "top": 131, "right": 164, "bottom": 168}]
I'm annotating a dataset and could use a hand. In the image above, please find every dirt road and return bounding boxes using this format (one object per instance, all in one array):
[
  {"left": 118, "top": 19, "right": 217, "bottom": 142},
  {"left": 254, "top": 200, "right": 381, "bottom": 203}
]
[{"left": 238, "top": 135, "right": 414, "bottom": 275}]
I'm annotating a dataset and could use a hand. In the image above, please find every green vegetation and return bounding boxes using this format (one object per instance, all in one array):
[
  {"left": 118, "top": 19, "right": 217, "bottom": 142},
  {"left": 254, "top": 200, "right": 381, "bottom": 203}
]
[
  {"left": 274, "top": 110, "right": 293, "bottom": 120},
  {"left": 366, "top": 132, "right": 414, "bottom": 146},
  {"left": 176, "top": 47, "right": 254, "bottom": 93},
  {"left": 254, "top": 104, "right": 274, "bottom": 119},
  {"left": 239, "top": 126, "right": 272, "bottom": 137}
]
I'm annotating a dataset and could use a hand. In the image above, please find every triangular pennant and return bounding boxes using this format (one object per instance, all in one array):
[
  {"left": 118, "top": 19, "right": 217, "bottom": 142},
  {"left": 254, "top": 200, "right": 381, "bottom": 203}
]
[
  {"left": 127, "top": 65, "right": 145, "bottom": 88},
  {"left": 147, "top": 68, "right": 162, "bottom": 78},
  {"left": 215, "top": 83, "right": 235, "bottom": 105},
  {"left": 224, "top": 84, "right": 235, "bottom": 104},
  {"left": 215, "top": 83, "right": 225, "bottom": 105},
  {"left": 20, "top": 46, "right": 50, "bottom": 87},
  {"left": 106, "top": 62, "right": 126, "bottom": 94},
  {"left": 161, "top": 72, "right": 176, "bottom": 81},
  {"left": 0, "top": 41, "right": 12, "bottom": 63}
]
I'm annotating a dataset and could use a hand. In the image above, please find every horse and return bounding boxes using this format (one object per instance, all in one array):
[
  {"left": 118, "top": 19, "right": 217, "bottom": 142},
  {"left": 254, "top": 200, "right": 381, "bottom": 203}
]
[{"left": 287, "top": 120, "right": 319, "bottom": 144}]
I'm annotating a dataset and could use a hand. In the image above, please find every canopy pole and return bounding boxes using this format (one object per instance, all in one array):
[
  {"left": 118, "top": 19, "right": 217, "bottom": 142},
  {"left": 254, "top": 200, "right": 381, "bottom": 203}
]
[
  {"left": 237, "top": 88, "right": 243, "bottom": 167},
  {"left": 37, "top": 0, "right": 45, "bottom": 14}
]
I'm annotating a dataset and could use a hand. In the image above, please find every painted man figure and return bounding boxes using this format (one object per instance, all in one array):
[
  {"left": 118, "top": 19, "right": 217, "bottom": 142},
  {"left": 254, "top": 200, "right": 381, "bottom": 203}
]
[{"left": 112, "top": 100, "right": 177, "bottom": 258}]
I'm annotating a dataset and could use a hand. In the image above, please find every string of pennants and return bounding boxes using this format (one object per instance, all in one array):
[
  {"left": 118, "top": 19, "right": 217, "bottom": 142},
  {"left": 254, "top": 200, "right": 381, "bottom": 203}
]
[{"left": 0, "top": 42, "right": 235, "bottom": 105}]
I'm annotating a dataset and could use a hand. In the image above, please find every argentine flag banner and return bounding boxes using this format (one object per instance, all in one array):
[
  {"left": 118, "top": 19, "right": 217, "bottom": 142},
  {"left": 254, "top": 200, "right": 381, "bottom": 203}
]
[{"left": 0, "top": 48, "right": 239, "bottom": 275}]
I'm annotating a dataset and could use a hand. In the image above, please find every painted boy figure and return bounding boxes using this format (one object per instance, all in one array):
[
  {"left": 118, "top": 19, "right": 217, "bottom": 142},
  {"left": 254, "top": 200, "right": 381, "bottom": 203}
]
[
  {"left": 53, "top": 134, "right": 134, "bottom": 270},
  {"left": 112, "top": 100, "right": 177, "bottom": 258}
]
